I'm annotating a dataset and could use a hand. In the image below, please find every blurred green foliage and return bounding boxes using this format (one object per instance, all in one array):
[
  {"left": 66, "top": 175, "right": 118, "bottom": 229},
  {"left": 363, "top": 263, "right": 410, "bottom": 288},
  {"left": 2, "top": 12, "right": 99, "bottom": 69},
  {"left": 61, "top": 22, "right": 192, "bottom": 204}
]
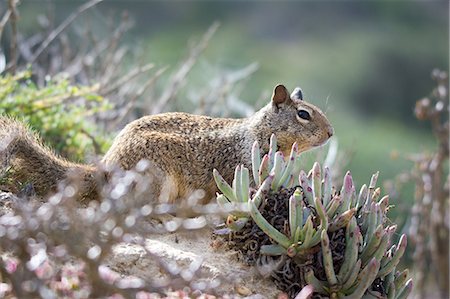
[{"left": 0, "top": 71, "right": 112, "bottom": 161}]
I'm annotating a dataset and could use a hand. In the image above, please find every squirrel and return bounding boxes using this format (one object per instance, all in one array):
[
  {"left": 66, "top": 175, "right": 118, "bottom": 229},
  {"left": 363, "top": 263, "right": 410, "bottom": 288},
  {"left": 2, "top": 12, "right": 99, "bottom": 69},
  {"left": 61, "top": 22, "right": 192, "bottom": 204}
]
[{"left": 0, "top": 84, "right": 333, "bottom": 205}]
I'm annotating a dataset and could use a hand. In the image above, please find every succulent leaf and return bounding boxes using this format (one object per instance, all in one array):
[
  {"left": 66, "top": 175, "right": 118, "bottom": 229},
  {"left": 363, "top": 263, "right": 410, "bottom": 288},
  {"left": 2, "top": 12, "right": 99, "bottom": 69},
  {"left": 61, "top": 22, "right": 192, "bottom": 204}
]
[
  {"left": 394, "top": 269, "right": 410, "bottom": 294},
  {"left": 240, "top": 166, "right": 250, "bottom": 202},
  {"left": 339, "top": 171, "right": 354, "bottom": 212},
  {"left": 381, "top": 247, "right": 393, "bottom": 265},
  {"left": 216, "top": 194, "right": 248, "bottom": 218},
  {"left": 289, "top": 155, "right": 302, "bottom": 187},
  {"left": 216, "top": 193, "right": 230, "bottom": 207},
  {"left": 302, "top": 216, "right": 315, "bottom": 248},
  {"left": 232, "top": 165, "right": 243, "bottom": 202},
  {"left": 341, "top": 259, "right": 362, "bottom": 292},
  {"left": 213, "top": 169, "right": 237, "bottom": 202},
  {"left": 305, "top": 269, "right": 328, "bottom": 295},
  {"left": 387, "top": 282, "right": 396, "bottom": 299},
  {"left": 260, "top": 244, "right": 286, "bottom": 256},
  {"left": 271, "top": 152, "right": 285, "bottom": 191},
  {"left": 295, "top": 285, "right": 315, "bottom": 299},
  {"left": 294, "top": 226, "right": 302, "bottom": 244},
  {"left": 267, "top": 134, "right": 277, "bottom": 171},
  {"left": 360, "top": 224, "right": 384, "bottom": 262},
  {"left": 251, "top": 141, "right": 261, "bottom": 186},
  {"left": 338, "top": 217, "right": 360, "bottom": 283},
  {"left": 299, "top": 171, "right": 314, "bottom": 206},
  {"left": 357, "top": 184, "right": 368, "bottom": 210},
  {"left": 321, "top": 230, "right": 338, "bottom": 286},
  {"left": 343, "top": 258, "right": 380, "bottom": 299},
  {"left": 366, "top": 172, "right": 379, "bottom": 206},
  {"left": 329, "top": 207, "right": 356, "bottom": 232},
  {"left": 259, "top": 154, "right": 270, "bottom": 184},
  {"left": 326, "top": 195, "right": 342, "bottom": 219},
  {"left": 378, "top": 195, "right": 389, "bottom": 213},
  {"left": 293, "top": 188, "right": 303, "bottom": 231},
  {"left": 312, "top": 162, "right": 322, "bottom": 201},
  {"left": 226, "top": 215, "right": 248, "bottom": 231},
  {"left": 350, "top": 190, "right": 357, "bottom": 210},
  {"left": 396, "top": 279, "right": 413, "bottom": 299},
  {"left": 377, "top": 234, "right": 407, "bottom": 278},
  {"left": 314, "top": 196, "right": 328, "bottom": 230},
  {"left": 323, "top": 166, "right": 332, "bottom": 207},
  {"left": 363, "top": 203, "right": 380, "bottom": 243},
  {"left": 371, "top": 226, "right": 396, "bottom": 264},
  {"left": 371, "top": 187, "right": 381, "bottom": 203},
  {"left": 305, "top": 228, "right": 323, "bottom": 250},
  {"left": 252, "top": 174, "right": 274, "bottom": 207},
  {"left": 383, "top": 267, "right": 396, "bottom": 291},
  {"left": 249, "top": 199, "right": 291, "bottom": 249},
  {"left": 289, "top": 190, "right": 303, "bottom": 240},
  {"left": 276, "top": 142, "right": 298, "bottom": 190}
]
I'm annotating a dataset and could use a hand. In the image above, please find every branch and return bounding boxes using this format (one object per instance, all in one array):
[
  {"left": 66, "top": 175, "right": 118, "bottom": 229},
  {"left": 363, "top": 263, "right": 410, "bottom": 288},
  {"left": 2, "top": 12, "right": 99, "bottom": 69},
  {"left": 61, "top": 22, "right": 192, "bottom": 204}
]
[
  {"left": 29, "top": 0, "right": 104, "bottom": 63},
  {"left": 112, "top": 66, "right": 168, "bottom": 126},
  {"left": 4, "top": 0, "right": 18, "bottom": 73},
  {"left": 151, "top": 22, "right": 220, "bottom": 114},
  {"left": 99, "top": 11, "right": 132, "bottom": 85},
  {"left": 0, "top": 8, "right": 11, "bottom": 42},
  {"left": 100, "top": 63, "right": 155, "bottom": 96}
]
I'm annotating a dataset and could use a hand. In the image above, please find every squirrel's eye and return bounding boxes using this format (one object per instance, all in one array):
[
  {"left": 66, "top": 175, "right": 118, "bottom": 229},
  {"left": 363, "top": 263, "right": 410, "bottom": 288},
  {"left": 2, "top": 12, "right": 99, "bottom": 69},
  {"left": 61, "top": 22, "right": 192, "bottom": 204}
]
[{"left": 297, "top": 110, "right": 311, "bottom": 120}]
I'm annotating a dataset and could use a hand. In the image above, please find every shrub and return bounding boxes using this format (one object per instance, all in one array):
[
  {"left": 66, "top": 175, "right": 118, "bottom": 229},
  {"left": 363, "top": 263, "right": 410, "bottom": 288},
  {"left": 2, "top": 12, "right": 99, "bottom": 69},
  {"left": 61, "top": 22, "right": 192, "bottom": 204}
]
[{"left": 0, "top": 71, "right": 112, "bottom": 161}]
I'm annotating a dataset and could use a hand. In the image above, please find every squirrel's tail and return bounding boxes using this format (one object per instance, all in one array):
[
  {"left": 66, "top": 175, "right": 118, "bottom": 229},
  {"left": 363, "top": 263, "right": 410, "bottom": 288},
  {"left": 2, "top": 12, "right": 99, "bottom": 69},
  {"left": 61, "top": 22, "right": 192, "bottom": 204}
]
[{"left": 0, "top": 116, "right": 99, "bottom": 201}]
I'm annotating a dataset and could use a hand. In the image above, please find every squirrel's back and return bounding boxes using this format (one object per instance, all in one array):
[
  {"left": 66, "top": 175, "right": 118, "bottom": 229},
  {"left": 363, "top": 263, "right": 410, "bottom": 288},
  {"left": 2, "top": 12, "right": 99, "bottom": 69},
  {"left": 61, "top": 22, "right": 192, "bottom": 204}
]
[
  {"left": 101, "top": 112, "right": 249, "bottom": 204},
  {"left": 123, "top": 112, "right": 242, "bottom": 135}
]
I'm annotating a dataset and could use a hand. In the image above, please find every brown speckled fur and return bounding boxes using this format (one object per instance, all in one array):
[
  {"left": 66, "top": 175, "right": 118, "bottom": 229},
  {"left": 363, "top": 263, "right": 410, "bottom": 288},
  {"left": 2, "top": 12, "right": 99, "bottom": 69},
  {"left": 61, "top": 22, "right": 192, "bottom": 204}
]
[
  {"left": 0, "top": 117, "right": 100, "bottom": 203},
  {"left": 0, "top": 85, "right": 333, "bottom": 205}
]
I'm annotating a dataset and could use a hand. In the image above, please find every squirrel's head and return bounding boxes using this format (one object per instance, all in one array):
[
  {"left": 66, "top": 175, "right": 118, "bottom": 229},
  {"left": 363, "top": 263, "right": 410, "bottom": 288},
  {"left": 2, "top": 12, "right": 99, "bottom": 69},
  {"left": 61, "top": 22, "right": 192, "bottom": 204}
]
[{"left": 266, "top": 84, "right": 334, "bottom": 154}]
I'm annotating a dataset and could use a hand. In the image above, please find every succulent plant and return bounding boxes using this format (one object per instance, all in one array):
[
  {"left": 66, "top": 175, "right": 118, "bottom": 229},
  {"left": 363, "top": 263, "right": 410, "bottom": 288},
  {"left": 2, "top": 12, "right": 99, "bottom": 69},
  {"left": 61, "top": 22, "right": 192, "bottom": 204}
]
[
  {"left": 213, "top": 135, "right": 302, "bottom": 232},
  {"left": 214, "top": 134, "right": 412, "bottom": 299}
]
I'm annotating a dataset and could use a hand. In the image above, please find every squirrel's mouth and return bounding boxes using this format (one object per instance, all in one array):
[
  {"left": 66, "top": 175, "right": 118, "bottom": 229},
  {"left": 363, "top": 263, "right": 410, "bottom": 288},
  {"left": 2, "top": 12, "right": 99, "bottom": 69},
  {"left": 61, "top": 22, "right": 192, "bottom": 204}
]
[{"left": 314, "top": 136, "right": 332, "bottom": 147}]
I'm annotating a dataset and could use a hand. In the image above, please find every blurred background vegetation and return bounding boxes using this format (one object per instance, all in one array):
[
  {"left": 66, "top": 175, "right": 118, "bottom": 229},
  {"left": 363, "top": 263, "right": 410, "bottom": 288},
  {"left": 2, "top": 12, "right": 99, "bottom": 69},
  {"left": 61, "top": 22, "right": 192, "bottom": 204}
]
[{"left": 0, "top": 0, "right": 448, "bottom": 295}]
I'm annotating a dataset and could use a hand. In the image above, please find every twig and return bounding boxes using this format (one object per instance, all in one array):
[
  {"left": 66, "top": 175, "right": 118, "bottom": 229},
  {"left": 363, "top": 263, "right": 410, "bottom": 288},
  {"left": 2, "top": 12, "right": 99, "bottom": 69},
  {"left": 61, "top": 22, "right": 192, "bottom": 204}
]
[
  {"left": 151, "top": 22, "right": 220, "bottom": 114},
  {"left": 99, "top": 11, "right": 131, "bottom": 85},
  {"left": 80, "top": 129, "right": 102, "bottom": 155},
  {"left": 101, "top": 46, "right": 128, "bottom": 85},
  {"left": 100, "top": 63, "right": 155, "bottom": 96},
  {"left": 113, "top": 66, "right": 168, "bottom": 125},
  {"left": 0, "top": 9, "right": 11, "bottom": 42},
  {"left": 64, "top": 35, "right": 110, "bottom": 80},
  {"left": 204, "top": 62, "right": 258, "bottom": 116},
  {"left": 29, "top": 0, "right": 104, "bottom": 63},
  {"left": 6, "top": 0, "right": 18, "bottom": 74},
  {"left": 406, "top": 69, "right": 449, "bottom": 299}
]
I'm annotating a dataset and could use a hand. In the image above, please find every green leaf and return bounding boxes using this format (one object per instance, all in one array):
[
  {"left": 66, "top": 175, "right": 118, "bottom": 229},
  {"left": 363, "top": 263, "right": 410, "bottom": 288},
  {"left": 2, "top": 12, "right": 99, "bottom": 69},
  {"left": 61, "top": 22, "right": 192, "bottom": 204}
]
[
  {"left": 240, "top": 166, "right": 250, "bottom": 202},
  {"left": 251, "top": 141, "right": 261, "bottom": 186},
  {"left": 260, "top": 244, "right": 286, "bottom": 256},
  {"left": 213, "top": 169, "right": 237, "bottom": 202},
  {"left": 321, "top": 230, "right": 338, "bottom": 286},
  {"left": 249, "top": 199, "right": 291, "bottom": 249},
  {"left": 311, "top": 162, "right": 322, "bottom": 201}
]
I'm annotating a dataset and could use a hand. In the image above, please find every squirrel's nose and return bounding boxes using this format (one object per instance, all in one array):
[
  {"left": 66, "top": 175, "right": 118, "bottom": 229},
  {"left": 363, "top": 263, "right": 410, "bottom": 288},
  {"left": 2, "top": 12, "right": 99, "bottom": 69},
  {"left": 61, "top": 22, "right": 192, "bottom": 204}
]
[{"left": 327, "top": 126, "right": 334, "bottom": 138}]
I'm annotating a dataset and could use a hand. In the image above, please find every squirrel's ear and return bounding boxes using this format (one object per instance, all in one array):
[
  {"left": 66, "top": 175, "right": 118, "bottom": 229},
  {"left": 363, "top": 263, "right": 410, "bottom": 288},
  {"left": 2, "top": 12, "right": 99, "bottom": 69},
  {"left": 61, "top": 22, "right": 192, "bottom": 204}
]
[
  {"left": 290, "top": 87, "right": 304, "bottom": 101},
  {"left": 271, "top": 84, "right": 291, "bottom": 111}
]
